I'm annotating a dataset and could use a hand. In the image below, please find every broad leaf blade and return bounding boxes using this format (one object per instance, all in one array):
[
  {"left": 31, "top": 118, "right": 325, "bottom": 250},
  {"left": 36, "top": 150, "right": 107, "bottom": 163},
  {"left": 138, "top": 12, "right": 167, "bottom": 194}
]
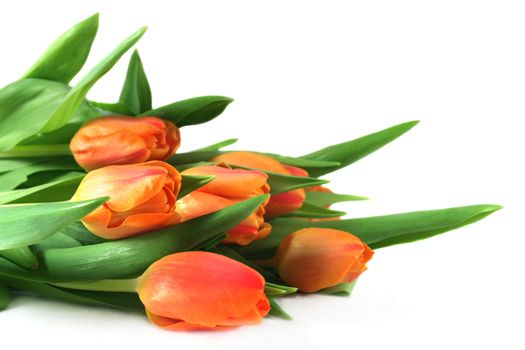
[
  {"left": 119, "top": 50, "right": 152, "bottom": 115},
  {"left": 0, "top": 197, "right": 107, "bottom": 250},
  {"left": 42, "top": 195, "right": 269, "bottom": 281},
  {"left": 302, "top": 121, "right": 419, "bottom": 177},
  {"left": 23, "top": 14, "right": 99, "bottom": 83},
  {"left": 41, "top": 27, "right": 147, "bottom": 132},
  {"left": 235, "top": 204, "right": 502, "bottom": 259},
  {"left": 140, "top": 96, "right": 233, "bottom": 127}
]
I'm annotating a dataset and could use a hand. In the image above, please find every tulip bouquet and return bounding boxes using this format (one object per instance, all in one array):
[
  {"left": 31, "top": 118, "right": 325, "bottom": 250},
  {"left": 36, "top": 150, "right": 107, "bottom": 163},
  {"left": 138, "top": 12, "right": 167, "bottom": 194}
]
[{"left": 0, "top": 14, "right": 500, "bottom": 330}]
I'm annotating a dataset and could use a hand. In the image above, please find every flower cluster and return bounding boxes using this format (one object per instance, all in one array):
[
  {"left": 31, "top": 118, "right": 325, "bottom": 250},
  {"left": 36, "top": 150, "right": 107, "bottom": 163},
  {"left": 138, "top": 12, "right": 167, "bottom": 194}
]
[{"left": 0, "top": 14, "right": 499, "bottom": 331}]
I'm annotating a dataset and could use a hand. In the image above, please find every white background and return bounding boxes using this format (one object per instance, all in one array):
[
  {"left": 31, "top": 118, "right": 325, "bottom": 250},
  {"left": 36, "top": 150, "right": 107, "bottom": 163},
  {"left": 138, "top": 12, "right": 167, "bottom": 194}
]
[{"left": 0, "top": 1, "right": 523, "bottom": 349}]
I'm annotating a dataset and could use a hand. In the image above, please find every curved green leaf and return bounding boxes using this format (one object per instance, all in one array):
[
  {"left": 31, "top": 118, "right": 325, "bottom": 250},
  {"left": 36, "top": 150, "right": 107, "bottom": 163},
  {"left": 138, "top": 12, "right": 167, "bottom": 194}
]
[
  {"left": 140, "top": 96, "right": 233, "bottom": 127},
  {"left": 179, "top": 174, "right": 215, "bottom": 198},
  {"left": 0, "top": 283, "right": 10, "bottom": 310},
  {"left": 235, "top": 204, "right": 502, "bottom": 259},
  {"left": 23, "top": 14, "right": 99, "bottom": 83},
  {"left": 283, "top": 202, "right": 346, "bottom": 218},
  {"left": 319, "top": 281, "right": 357, "bottom": 297},
  {"left": 0, "top": 160, "right": 80, "bottom": 191},
  {"left": 42, "top": 195, "right": 269, "bottom": 281},
  {"left": 305, "top": 191, "right": 368, "bottom": 207},
  {"left": 0, "top": 247, "right": 38, "bottom": 269},
  {"left": 119, "top": 50, "right": 151, "bottom": 115},
  {"left": 59, "top": 222, "right": 107, "bottom": 246},
  {"left": 41, "top": 27, "right": 147, "bottom": 132},
  {"left": 302, "top": 121, "right": 419, "bottom": 177},
  {"left": 0, "top": 197, "right": 107, "bottom": 250}
]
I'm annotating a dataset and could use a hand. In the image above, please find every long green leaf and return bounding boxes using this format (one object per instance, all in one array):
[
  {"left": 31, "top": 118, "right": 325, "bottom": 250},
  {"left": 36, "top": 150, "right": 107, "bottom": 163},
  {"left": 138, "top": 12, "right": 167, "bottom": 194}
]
[
  {"left": 0, "top": 160, "right": 81, "bottom": 191},
  {"left": 32, "top": 233, "right": 82, "bottom": 254},
  {"left": 140, "top": 96, "right": 233, "bottom": 127},
  {"left": 119, "top": 50, "right": 152, "bottom": 115},
  {"left": 41, "top": 27, "right": 147, "bottom": 132},
  {"left": 268, "top": 298, "right": 292, "bottom": 320},
  {"left": 23, "top": 14, "right": 99, "bottom": 83},
  {"left": 0, "top": 283, "right": 10, "bottom": 310},
  {"left": 262, "top": 169, "right": 328, "bottom": 194},
  {"left": 283, "top": 202, "right": 346, "bottom": 218},
  {"left": 301, "top": 121, "right": 419, "bottom": 177},
  {"left": 59, "top": 222, "right": 107, "bottom": 246},
  {"left": 235, "top": 204, "right": 502, "bottom": 259},
  {"left": 319, "top": 281, "right": 357, "bottom": 297},
  {"left": 0, "top": 159, "right": 39, "bottom": 173},
  {"left": 305, "top": 191, "right": 368, "bottom": 207},
  {"left": 0, "top": 174, "right": 84, "bottom": 205},
  {"left": 42, "top": 195, "right": 269, "bottom": 281},
  {"left": 0, "top": 197, "right": 107, "bottom": 250},
  {"left": 0, "top": 79, "right": 95, "bottom": 152},
  {"left": 0, "top": 247, "right": 38, "bottom": 269},
  {"left": 0, "top": 275, "right": 143, "bottom": 312}
]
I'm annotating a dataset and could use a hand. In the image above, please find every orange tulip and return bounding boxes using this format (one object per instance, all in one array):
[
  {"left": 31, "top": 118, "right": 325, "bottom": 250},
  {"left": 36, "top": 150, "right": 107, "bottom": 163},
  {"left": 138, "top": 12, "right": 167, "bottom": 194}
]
[
  {"left": 72, "top": 161, "right": 181, "bottom": 239},
  {"left": 137, "top": 251, "right": 270, "bottom": 331},
  {"left": 70, "top": 116, "right": 181, "bottom": 170},
  {"left": 274, "top": 228, "right": 373, "bottom": 292},
  {"left": 211, "top": 152, "right": 307, "bottom": 217},
  {"left": 176, "top": 165, "right": 271, "bottom": 245}
]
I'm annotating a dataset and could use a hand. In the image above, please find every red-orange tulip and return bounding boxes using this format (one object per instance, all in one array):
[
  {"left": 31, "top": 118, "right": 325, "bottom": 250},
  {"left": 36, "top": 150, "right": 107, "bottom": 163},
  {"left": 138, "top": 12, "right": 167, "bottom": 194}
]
[
  {"left": 274, "top": 228, "right": 373, "bottom": 292},
  {"left": 210, "top": 152, "right": 307, "bottom": 217},
  {"left": 137, "top": 251, "right": 270, "bottom": 331},
  {"left": 70, "top": 116, "right": 181, "bottom": 170},
  {"left": 72, "top": 161, "right": 181, "bottom": 239},
  {"left": 176, "top": 165, "right": 271, "bottom": 245}
]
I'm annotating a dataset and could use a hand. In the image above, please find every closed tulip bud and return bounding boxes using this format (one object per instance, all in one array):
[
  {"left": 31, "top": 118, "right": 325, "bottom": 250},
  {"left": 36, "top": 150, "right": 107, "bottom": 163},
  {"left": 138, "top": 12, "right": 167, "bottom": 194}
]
[
  {"left": 210, "top": 152, "right": 307, "bottom": 217},
  {"left": 137, "top": 251, "right": 270, "bottom": 331},
  {"left": 177, "top": 165, "right": 271, "bottom": 245},
  {"left": 70, "top": 116, "right": 181, "bottom": 170},
  {"left": 275, "top": 228, "right": 373, "bottom": 292},
  {"left": 72, "top": 161, "right": 181, "bottom": 239}
]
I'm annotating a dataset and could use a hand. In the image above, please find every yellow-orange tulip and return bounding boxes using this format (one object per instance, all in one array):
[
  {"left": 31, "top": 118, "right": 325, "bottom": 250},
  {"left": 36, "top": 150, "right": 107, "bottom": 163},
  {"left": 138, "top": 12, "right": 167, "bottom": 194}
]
[
  {"left": 210, "top": 152, "right": 307, "bottom": 217},
  {"left": 72, "top": 161, "right": 181, "bottom": 239},
  {"left": 137, "top": 251, "right": 270, "bottom": 331},
  {"left": 176, "top": 165, "right": 271, "bottom": 245},
  {"left": 70, "top": 116, "right": 181, "bottom": 170},
  {"left": 274, "top": 228, "right": 373, "bottom": 292}
]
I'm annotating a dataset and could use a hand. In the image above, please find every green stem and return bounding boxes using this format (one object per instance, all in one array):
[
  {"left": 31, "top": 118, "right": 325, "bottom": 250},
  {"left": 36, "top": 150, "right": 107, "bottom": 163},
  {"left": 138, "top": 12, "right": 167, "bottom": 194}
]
[
  {"left": 51, "top": 278, "right": 139, "bottom": 293},
  {"left": 0, "top": 144, "right": 72, "bottom": 158}
]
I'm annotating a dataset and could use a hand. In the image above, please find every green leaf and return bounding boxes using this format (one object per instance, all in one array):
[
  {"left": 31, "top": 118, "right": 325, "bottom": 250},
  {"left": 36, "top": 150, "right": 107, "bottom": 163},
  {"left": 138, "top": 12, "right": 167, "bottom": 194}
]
[
  {"left": 263, "top": 153, "right": 341, "bottom": 169},
  {"left": 301, "top": 121, "right": 419, "bottom": 177},
  {"left": 179, "top": 174, "right": 215, "bottom": 198},
  {"left": 41, "top": 27, "right": 148, "bottom": 132},
  {"left": 119, "top": 50, "right": 152, "bottom": 115},
  {"left": 319, "top": 281, "right": 357, "bottom": 297},
  {"left": 59, "top": 222, "right": 107, "bottom": 246},
  {"left": 0, "top": 79, "right": 95, "bottom": 152},
  {"left": 0, "top": 197, "right": 107, "bottom": 250},
  {"left": 264, "top": 282, "right": 298, "bottom": 296},
  {"left": 262, "top": 169, "right": 328, "bottom": 194},
  {"left": 140, "top": 96, "right": 233, "bottom": 127},
  {"left": 0, "top": 159, "right": 39, "bottom": 173},
  {"left": 42, "top": 195, "right": 269, "bottom": 281},
  {"left": 0, "top": 174, "right": 84, "bottom": 205},
  {"left": 32, "top": 233, "right": 82, "bottom": 254},
  {"left": 305, "top": 191, "right": 368, "bottom": 207},
  {"left": 268, "top": 298, "right": 292, "bottom": 320},
  {"left": 0, "top": 247, "right": 38, "bottom": 269},
  {"left": 194, "top": 138, "right": 238, "bottom": 152},
  {"left": 283, "top": 202, "right": 346, "bottom": 219},
  {"left": 0, "top": 275, "right": 143, "bottom": 312},
  {"left": 88, "top": 101, "right": 134, "bottom": 116},
  {"left": 234, "top": 204, "right": 502, "bottom": 259},
  {"left": 0, "top": 160, "right": 80, "bottom": 191},
  {"left": 0, "top": 283, "right": 10, "bottom": 310},
  {"left": 23, "top": 14, "right": 99, "bottom": 83},
  {"left": 212, "top": 244, "right": 283, "bottom": 284}
]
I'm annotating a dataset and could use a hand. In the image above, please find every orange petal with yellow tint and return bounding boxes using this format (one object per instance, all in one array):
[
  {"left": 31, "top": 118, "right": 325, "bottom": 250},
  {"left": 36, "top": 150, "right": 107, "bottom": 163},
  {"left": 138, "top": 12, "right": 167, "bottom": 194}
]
[
  {"left": 182, "top": 165, "right": 269, "bottom": 198},
  {"left": 275, "top": 228, "right": 373, "bottom": 292},
  {"left": 211, "top": 151, "right": 289, "bottom": 174},
  {"left": 138, "top": 252, "right": 270, "bottom": 329}
]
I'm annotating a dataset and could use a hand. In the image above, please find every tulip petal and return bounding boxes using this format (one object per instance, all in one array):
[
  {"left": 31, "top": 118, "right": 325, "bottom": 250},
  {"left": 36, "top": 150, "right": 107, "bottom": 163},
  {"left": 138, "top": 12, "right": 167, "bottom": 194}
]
[
  {"left": 138, "top": 252, "right": 269, "bottom": 327},
  {"left": 211, "top": 152, "right": 289, "bottom": 174},
  {"left": 265, "top": 189, "right": 305, "bottom": 217},
  {"left": 182, "top": 165, "right": 269, "bottom": 198}
]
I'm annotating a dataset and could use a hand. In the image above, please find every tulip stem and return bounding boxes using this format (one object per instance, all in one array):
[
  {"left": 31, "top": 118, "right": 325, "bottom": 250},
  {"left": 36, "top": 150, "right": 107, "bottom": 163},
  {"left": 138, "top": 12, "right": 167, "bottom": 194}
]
[
  {"left": 51, "top": 278, "right": 139, "bottom": 294},
  {"left": 0, "top": 144, "right": 72, "bottom": 158}
]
